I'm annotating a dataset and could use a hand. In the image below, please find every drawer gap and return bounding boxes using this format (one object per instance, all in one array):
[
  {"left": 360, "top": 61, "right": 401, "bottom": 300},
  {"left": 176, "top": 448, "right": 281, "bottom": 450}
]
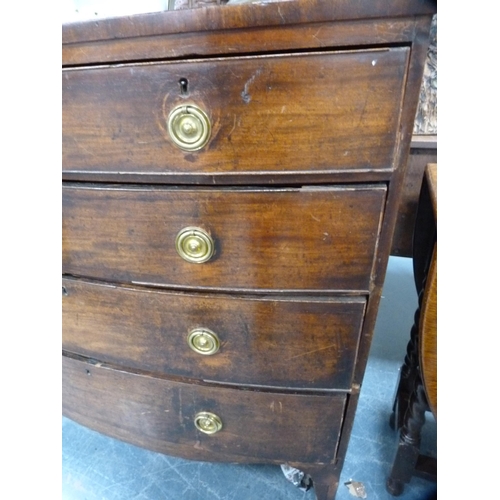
[
  {"left": 63, "top": 350, "right": 353, "bottom": 397},
  {"left": 63, "top": 42, "right": 411, "bottom": 70},
  {"left": 62, "top": 274, "right": 368, "bottom": 302},
  {"left": 62, "top": 171, "right": 394, "bottom": 186}
]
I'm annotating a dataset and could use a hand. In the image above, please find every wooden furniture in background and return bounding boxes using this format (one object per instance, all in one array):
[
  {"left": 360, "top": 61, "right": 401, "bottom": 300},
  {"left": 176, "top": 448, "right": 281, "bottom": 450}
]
[
  {"left": 391, "top": 136, "right": 437, "bottom": 257},
  {"left": 387, "top": 163, "right": 437, "bottom": 495},
  {"left": 62, "top": 2, "right": 436, "bottom": 499}
]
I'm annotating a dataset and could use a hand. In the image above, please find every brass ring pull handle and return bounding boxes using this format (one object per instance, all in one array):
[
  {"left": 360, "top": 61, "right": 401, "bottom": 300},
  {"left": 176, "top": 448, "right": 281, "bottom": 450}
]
[
  {"left": 187, "top": 328, "right": 220, "bottom": 355},
  {"left": 167, "top": 104, "right": 211, "bottom": 151},
  {"left": 194, "top": 412, "right": 223, "bottom": 435},
  {"left": 175, "top": 227, "right": 215, "bottom": 263}
]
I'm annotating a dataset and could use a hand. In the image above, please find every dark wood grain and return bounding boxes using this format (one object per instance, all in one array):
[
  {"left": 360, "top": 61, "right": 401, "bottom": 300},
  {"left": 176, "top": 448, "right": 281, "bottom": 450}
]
[
  {"left": 63, "top": 49, "right": 408, "bottom": 180},
  {"left": 62, "top": 18, "right": 421, "bottom": 67},
  {"left": 62, "top": 277, "right": 365, "bottom": 389},
  {"left": 62, "top": 184, "right": 386, "bottom": 292},
  {"left": 350, "top": 17, "right": 433, "bottom": 389},
  {"left": 62, "top": 354, "right": 346, "bottom": 464},
  {"left": 62, "top": 0, "right": 437, "bottom": 45},
  {"left": 61, "top": 3, "right": 436, "bottom": 498}
]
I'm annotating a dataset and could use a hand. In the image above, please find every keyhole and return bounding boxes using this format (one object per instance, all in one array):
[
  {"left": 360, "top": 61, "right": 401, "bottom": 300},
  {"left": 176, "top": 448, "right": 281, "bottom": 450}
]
[{"left": 179, "top": 78, "right": 189, "bottom": 95}]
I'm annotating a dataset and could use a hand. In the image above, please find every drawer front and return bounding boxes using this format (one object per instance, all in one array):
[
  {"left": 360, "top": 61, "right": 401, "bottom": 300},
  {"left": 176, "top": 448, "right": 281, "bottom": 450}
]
[
  {"left": 62, "top": 48, "right": 408, "bottom": 178},
  {"left": 62, "top": 184, "right": 386, "bottom": 292},
  {"left": 63, "top": 278, "right": 366, "bottom": 390},
  {"left": 62, "top": 355, "right": 346, "bottom": 464}
]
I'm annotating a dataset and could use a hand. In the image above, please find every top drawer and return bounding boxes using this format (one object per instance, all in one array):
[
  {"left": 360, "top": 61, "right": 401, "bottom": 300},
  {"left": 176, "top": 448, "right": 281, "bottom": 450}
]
[{"left": 62, "top": 48, "right": 409, "bottom": 181}]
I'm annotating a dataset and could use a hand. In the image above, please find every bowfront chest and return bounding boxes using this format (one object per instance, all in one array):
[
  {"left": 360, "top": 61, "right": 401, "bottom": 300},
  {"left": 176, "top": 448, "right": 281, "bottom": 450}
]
[{"left": 62, "top": 2, "right": 436, "bottom": 498}]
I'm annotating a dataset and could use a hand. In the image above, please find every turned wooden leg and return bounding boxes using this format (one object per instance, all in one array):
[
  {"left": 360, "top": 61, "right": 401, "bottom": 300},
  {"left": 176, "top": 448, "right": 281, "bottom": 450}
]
[
  {"left": 387, "top": 276, "right": 432, "bottom": 496},
  {"left": 390, "top": 286, "right": 425, "bottom": 431},
  {"left": 387, "top": 381, "right": 428, "bottom": 496}
]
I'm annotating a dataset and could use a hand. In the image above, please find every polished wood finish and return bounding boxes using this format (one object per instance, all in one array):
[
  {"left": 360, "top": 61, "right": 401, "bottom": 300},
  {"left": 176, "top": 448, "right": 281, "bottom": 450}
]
[
  {"left": 63, "top": 277, "right": 365, "bottom": 389},
  {"left": 387, "top": 163, "right": 437, "bottom": 496},
  {"left": 63, "top": 354, "right": 346, "bottom": 464},
  {"left": 62, "top": 2, "right": 436, "bottom": 499},
  {"left": 420, "top": 246, "right": 437, "bottom": 416},
  {"left": 420, "top": 163, "right": 437, "bottom": 416},
  {"left": 425, "top": 163, "right": 437, "bottom": 217},
  {"left": 63, "top": 49, "right": 408, "bottom": 180},
  {"left": 62, "top": 0, "right": 436, "bottom": 65},
  {"left": 62, "top": 184, "right": 386, "bottom": 292}
]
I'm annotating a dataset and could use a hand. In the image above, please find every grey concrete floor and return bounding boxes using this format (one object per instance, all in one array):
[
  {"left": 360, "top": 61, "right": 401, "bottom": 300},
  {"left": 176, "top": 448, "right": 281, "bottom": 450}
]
[{"left": 62, "top": 256, "right": 437, "bottom": 500}]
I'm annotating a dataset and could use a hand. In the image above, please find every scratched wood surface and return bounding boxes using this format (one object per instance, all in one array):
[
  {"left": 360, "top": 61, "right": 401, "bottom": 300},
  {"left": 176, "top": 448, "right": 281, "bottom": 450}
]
[
  {"left": 62, "top": 3, "right": 436, "bottom": 499},
  {"left": 62, "top": 49, "right": 408, "bottom": 181},
  {"left": 62, "top": 0, "right": 437, "bottom": 47},
  {"left": 63, "top": 354, "right": 346, "bottom": 464},
  {"left": 63, "top": 277, "right": 365, "bottom": 390},
  {"left": 62, "top": 184, "right": 386, "bottom": 292}
]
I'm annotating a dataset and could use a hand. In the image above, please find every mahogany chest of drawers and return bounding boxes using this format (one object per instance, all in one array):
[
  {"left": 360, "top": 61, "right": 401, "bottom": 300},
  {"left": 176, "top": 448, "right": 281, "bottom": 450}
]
[{"left": 62, "top": 2, "right": 436, "bottom": 498}]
